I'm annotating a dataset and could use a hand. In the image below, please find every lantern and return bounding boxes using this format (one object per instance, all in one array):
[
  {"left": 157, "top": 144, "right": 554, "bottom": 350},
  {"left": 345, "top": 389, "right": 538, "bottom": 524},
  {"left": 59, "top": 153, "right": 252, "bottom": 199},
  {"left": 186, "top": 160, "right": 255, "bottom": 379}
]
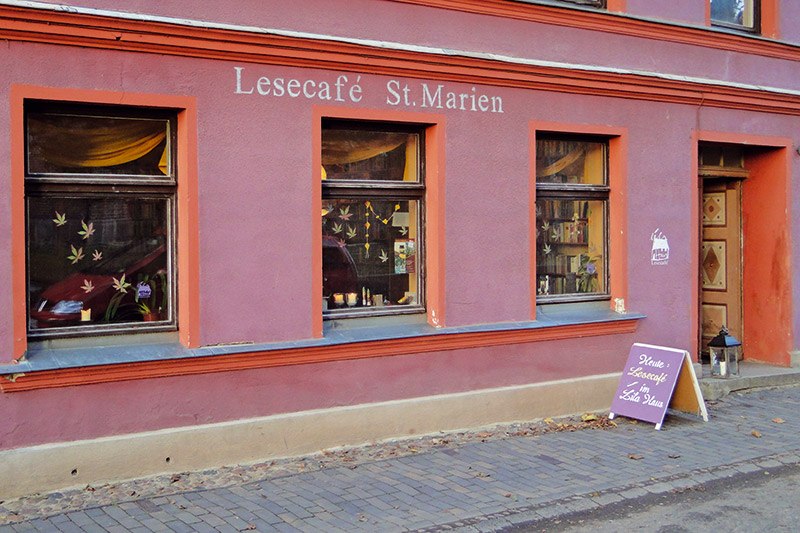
[{"left": 709, "top": 327, "right": 741, "bottom": 378}]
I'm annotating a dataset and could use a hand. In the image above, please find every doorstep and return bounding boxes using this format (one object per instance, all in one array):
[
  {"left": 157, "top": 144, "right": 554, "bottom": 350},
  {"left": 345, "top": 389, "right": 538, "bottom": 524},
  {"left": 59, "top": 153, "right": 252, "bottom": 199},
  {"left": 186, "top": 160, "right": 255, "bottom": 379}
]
[{"left": 698, "top": 361, "right": 800, "bottom": 401}]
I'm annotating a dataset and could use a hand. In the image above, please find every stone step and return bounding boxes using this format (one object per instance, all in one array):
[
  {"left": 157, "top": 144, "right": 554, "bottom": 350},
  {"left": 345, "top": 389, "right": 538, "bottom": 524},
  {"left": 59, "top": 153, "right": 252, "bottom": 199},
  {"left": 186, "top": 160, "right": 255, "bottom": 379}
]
[{"left": 698, "top": 362, "right": 800, "bottom": 401}]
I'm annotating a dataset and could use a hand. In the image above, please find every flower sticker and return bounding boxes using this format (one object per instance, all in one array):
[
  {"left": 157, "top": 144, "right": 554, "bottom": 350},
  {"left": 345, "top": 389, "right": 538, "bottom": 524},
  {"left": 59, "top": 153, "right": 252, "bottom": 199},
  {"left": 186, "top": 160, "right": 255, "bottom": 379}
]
[
  {"left": 81, "top": 279, "right": 95, "bottom": 293},
  {"left": 92, "top": 250, "right": 103, "bottom": 261},
  {"left": 52, "top": 212, "right": 67, "bottom": 226},
  {"left": 112, "top": 274, "right": 131, "bottom": 294},
  {"left": 67, "top": 245, "right": 85, "bottom": 264},
  {"left": 78, "top": 220, "right": 95, "bottom": 240}
]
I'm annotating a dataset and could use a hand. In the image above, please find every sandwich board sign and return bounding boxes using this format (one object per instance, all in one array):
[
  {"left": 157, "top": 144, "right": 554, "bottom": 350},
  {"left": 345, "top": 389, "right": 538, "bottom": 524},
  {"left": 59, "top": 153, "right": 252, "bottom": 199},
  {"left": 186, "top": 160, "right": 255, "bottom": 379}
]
[{"left": 609, "top": 343, "right": 708, "bottom": 430}]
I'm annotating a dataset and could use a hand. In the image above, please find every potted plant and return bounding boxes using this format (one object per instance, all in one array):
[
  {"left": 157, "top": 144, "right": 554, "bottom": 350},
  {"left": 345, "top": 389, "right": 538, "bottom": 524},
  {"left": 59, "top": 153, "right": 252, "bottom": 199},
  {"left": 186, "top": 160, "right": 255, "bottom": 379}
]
[{"left": 134, "top": 271, "right": 167, "bottom": 322}]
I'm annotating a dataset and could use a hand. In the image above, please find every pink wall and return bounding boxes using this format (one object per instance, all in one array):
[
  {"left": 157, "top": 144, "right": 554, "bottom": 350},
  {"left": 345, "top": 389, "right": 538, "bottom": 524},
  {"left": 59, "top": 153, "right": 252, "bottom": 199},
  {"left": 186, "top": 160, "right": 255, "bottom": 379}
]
[
  {"left": 1, "top": 1, "right": 799, "bottom": 450},
  {"left": 27, "top": 0, "right": 800, "bottom": 89},
  {"left": 625, "top": 0, "right": 706, "bottom": 25}
]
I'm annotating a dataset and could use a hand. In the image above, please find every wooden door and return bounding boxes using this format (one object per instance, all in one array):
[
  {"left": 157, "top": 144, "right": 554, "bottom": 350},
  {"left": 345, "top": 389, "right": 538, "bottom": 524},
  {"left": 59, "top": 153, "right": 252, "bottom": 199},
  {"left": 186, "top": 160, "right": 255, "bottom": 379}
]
[{"left": 700, "top": 180, "right": 743, "bottom": 358}]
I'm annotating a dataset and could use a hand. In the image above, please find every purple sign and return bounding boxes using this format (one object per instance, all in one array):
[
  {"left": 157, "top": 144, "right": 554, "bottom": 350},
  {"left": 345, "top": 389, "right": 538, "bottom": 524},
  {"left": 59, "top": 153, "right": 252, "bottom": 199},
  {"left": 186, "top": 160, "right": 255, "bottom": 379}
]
[{"left": 609, "top": 343, "right": 688, "bottom": 430}]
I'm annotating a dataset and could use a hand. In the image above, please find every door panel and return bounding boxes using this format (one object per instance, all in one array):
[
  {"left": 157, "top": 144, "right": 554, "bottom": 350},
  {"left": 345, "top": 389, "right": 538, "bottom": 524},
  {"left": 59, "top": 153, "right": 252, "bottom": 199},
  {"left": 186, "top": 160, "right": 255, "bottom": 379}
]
[{"left": 700, "top": 180, "right": 742, "bottom": 357}]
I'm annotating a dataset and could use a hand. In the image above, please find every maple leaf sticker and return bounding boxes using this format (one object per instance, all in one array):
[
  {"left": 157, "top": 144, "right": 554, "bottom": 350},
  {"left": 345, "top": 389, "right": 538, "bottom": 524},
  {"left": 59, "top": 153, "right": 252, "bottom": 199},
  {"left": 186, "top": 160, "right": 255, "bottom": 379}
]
[
  {"left": 346, "top": 225, "right": 357, "bottom": 239},
  {"left": 338, "top": 205, "right": 353, "bottom": 220},
  {"left": 112, "top": 274, "right": 131, "bottom": 294},
  {"left": 331, "top": 222, "right": 343, "bottom": 234},
  {"left": 379, "top": 250, "right": 389, "bottom": 263},
  {"left": 81, "top": 279, "right": 95, "bottom": 293},
  {"left": 52, "top": 212, "right": 67, "bottom": 226},
  {"left": 92, "top": 250, "right": 103, "bottom": 261},
  {"left": 78, "top": 220, "right": 95, "bottom": 240},
  {"left": 67, "top": 245, "right": 85, "bottom": 264}
]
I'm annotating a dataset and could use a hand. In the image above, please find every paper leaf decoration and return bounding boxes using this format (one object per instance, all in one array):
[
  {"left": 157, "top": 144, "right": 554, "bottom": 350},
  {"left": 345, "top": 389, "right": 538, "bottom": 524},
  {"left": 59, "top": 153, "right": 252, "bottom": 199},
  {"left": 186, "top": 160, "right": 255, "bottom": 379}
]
[
  {"left": 81, "top": 279, "right": 95, "bottom": 293},
  {"left": 346, "top": 225, "right": 357, "bottom": 239},
  {"left": 112, "top": 274, "right": 131, "bottom": 294},
  {"left": 379, "top": 250, "right": 389, "bottom": 263},
  {"left": 92, "top": 250, "right": 103, "bottom": 261},
  {"left": 67, "top": 245, "right": 85, "bottom": 264},
  {"left": 338, "top": 206, "right": 353, "bottom": 220},
  {"left": 52, "top": 211, "right": 67, "bottom": 226},
  {"left": 78, "top": 220, "right": 95, "bottom": 240},
  {"left": 332, "top": 222, "right": 343, "bottom": 234}
]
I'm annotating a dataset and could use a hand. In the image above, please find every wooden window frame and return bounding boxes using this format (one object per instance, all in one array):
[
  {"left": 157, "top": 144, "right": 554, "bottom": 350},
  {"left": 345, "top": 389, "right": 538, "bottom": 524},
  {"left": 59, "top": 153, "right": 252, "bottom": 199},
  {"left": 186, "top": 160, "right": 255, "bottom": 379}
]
[
  {"left": 321, "top": 119, "right": 427, "bottom": 320},
  {"left": 535, "top": 133, "right": 610, "bottom": 303},
  {"left": 23, "top": 102, "right": 179, "bottom": 340}
]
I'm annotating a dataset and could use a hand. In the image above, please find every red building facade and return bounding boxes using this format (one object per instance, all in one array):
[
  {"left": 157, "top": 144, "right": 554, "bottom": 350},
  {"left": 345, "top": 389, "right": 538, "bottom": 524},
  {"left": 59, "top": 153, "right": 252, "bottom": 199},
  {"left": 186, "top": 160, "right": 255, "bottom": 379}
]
[{"left": 1, "top": 0, "right": 798, "bottom": 497}]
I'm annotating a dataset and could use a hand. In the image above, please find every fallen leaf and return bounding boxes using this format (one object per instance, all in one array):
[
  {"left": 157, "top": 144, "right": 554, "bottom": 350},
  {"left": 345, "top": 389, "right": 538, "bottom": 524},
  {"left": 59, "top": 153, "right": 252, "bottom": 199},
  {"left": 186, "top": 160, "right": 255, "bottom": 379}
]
[
  {"left": 543, "top": 418, "right": 554, "bottom": 424},
  {"left": 772, "top": 418, "right": 785, "bottom": 424},
  {"left": 581, "top": 413, "right": 598, "bottom": 422},
  {"left": 627, "top": 454, "right": 644, "bottom": 460},
  {"left": 751, "top": 430, "right": 762, "bottom": 438},
  {"left": 668, "top": 454, "right": 681, "bottom": 459}
]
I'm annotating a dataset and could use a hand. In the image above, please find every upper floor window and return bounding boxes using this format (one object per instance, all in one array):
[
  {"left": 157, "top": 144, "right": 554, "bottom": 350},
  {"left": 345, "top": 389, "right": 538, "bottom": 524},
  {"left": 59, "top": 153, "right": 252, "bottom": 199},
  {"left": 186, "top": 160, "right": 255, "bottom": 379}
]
[
  {"left": 711, "top": 0, "right": 759, "bottom": 32},
  {"left": 25, "top": 102, "right": 177, "bottom": 338},
  {"left": 535, "top": 135, "right": 609, "bottom": 302},
  {"left": 321, "top": 121, "right": 425, "bottom": 318}
]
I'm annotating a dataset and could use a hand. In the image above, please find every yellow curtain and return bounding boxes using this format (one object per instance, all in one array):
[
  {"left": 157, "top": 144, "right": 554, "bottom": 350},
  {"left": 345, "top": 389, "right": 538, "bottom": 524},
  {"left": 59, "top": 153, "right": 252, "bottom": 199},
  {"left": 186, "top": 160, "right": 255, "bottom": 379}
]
[
  {"left": 538, "top": 147, "right": 584, "bottom": 178},
  {"left": 28, "top": 115, "right": 168, "bottom": 175},
  {"left": 321, "top": 130, "right": 407, "bottom": 165}
]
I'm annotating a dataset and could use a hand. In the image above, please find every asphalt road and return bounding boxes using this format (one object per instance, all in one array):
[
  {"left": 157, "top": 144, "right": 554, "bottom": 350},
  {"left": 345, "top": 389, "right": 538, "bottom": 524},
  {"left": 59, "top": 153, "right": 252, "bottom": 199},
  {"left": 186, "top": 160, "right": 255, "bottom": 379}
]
[{"left": 519, "top": 462, "right": 800, "bottom": 532}]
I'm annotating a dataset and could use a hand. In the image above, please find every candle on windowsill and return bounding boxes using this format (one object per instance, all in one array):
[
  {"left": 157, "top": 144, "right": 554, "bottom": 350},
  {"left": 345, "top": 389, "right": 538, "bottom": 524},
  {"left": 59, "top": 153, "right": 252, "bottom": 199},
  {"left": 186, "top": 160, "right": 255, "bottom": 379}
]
[
  {"left": 333, "top": 293, "right": 345, "bottom": 306},
  {"left": 81, "top": 308, "right": 91, "bottom": 321}
]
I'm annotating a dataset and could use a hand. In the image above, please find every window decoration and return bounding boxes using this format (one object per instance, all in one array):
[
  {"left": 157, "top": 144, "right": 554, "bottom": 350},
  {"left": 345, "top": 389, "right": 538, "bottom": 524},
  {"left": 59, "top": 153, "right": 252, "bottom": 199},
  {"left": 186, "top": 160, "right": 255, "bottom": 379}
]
[
  {"left": 535, "top": 135, "right": 609, "bottom": 301},
  {"left": 321, "top": 123, "right": 424, "bottom": 317},
  {"left": 25, "top": 103, "right": 176, "bottom": 337},
  {"left": 710, "top": 0, "right": 758, "bottom": 32},
  {"left": 555, "top": 0, "right": 606, "bottom": 7}
]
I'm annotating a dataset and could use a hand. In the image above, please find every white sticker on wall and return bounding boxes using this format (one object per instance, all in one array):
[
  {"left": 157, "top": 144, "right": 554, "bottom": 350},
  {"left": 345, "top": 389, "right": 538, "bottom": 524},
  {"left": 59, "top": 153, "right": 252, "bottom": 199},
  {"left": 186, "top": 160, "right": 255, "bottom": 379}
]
[{"left": 651, "top": 228, "right": 670, "bottom": 266}]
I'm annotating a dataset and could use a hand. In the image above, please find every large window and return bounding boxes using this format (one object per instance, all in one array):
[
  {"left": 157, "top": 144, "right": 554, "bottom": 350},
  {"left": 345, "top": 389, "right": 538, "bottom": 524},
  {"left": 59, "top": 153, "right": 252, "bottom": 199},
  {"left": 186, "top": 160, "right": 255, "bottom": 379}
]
[
  {"left": 710, "top": 0, "right": 758, "bottom": 32},
  {"left": 535, "top": 135, "right": 608, "bottom": 301},
  {"left": 321, "top": 121, "right": 424, "bottom": 318},
  {"left": 25, "top": 102, "right": 176, "bottom": 337}
]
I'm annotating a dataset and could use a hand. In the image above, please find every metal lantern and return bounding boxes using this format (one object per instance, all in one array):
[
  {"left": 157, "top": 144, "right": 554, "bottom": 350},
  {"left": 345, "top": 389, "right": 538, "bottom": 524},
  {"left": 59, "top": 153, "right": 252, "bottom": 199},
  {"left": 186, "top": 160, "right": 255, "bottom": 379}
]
[{"left": 709, "top": 327, "right": 741, "bottom": 378}]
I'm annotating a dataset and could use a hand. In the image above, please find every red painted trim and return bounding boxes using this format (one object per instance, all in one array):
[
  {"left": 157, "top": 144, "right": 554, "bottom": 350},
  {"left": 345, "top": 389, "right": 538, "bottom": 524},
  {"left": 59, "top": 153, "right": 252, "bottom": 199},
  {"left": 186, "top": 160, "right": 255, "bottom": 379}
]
[
  {"left": 606, "top": 0, "right": 626, "bottom": 13},
  {"left": 8, "top": 85, "right": 200, "bottom": 358},
  {"left": 696, "top": 130, "right": 793, "bottom": 366},
  {"left": 9, "top": 86, "right": 26, "bottom": 362},
  {"left": 0, "top": 7, "right": 799, "bottom": 117},
  {"left": 761, "top": 0, "right": 780, "bottom": 39},
  {"left": 690, "top": 131, "right": 700, "bottom": 362},
  {"left": 390, "top": 0, "right": 793, "bottom": 59},
  {"left": 529, "top": 122, "right": 628, "bottom": 316},
  {"left": 313, "top": 106, "right": 447, "bottom": 330},
  {"left": 1, "top": 318, "right": 640, "bottom": 392}
]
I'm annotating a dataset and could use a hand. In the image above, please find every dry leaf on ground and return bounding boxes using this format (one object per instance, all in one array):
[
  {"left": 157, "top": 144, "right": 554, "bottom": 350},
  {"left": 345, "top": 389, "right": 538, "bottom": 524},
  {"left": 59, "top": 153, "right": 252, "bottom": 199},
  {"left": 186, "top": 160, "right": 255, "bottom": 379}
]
[{"left": 751, "top": 430, "right": 762, "bottom": 438}]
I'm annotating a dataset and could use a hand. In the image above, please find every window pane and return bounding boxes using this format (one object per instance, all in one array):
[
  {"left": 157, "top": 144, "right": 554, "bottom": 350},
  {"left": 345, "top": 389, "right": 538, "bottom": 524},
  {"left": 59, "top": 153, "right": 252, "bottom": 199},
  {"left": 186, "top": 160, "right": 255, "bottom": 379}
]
[
  {"left": 322, "top": 130, "right": 419, "bottom": 182},
  {"left": 27, "top": 196, "right": 171, "bottom": 330},
  {"left": 536, "top": 138, "right": 606, "bottom": 185},
  {"left": 535, "top": 199, "right": 606, "bottom": 296},
  {"left": 710, "top": 0, "right": 756, "bottom": 28},
  {"left": 27, "top": 113, "right": 171, "bottom": 177},
  {"left": 322, "top": 198, "right": 421, "bottom": 310}
]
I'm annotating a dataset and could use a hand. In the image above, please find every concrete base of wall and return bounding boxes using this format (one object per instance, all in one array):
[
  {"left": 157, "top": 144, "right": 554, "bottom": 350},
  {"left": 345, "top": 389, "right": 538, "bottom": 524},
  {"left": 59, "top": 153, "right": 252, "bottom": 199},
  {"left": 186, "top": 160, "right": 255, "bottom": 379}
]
[{"left": 0, "top": 373, "right": 620, "bottom": 500}]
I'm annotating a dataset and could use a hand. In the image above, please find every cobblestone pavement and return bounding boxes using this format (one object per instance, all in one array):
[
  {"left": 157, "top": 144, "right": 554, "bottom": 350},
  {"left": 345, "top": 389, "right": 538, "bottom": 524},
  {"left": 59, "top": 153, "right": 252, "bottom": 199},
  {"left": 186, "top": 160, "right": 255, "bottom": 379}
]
[{"left": 2, "top": 385, "right": 799, "bottom": 532}]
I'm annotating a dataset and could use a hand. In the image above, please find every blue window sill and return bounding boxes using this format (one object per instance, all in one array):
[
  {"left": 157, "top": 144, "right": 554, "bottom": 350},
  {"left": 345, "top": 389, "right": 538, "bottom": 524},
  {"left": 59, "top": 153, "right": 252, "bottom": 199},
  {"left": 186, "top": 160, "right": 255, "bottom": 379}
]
[{"left": 1, "top": 304, "right": 644, "bottom": 376}]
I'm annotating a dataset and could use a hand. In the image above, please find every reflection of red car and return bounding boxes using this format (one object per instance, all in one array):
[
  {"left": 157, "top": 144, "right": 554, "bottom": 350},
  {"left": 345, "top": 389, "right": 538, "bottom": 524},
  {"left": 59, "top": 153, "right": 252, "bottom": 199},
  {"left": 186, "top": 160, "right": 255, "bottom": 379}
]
[
  {"left": 322, "top": 235, "right": 359, "bottom": 295},
  {"left": 30, "top": 243, "right": 167, "bottom": 329}
]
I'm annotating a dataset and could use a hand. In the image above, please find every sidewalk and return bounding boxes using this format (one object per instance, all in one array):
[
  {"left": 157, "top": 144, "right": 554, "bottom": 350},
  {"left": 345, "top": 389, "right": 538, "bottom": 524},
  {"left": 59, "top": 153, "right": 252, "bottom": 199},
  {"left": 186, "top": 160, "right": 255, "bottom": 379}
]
[{"left": 2, "top": 384, "right": 799, "bottom": 532}]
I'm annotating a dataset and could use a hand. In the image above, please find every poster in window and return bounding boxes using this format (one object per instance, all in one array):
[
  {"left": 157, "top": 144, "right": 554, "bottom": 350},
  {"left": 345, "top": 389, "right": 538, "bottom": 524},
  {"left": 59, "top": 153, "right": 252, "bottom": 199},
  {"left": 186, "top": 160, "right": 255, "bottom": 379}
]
[{"left": 394, "top": 239, "right": 416, "bottom": 274}]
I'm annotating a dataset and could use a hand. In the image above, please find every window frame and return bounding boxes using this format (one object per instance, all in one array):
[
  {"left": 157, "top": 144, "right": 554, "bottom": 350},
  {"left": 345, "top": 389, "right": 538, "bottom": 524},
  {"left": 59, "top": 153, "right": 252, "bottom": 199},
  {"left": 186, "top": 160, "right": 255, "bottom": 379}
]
[
  {"left": 710, "top": 0, "right": 760, "bottom": 33},
  {"left": 321, "top": 119, "right": 427, "bottom": 320},
  {"left": 534, "top": 133, "right": 611, "bottom": 304},
  {"left": 23, "top": 101, "right": 179, "bottom": 340}
]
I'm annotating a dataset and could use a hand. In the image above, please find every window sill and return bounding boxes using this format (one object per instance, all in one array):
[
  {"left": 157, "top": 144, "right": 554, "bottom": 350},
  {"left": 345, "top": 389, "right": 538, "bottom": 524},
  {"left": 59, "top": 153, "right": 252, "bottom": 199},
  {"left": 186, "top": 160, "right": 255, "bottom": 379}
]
[{"left": 1, "top": 307, "right": 644, "bottom": 392}]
